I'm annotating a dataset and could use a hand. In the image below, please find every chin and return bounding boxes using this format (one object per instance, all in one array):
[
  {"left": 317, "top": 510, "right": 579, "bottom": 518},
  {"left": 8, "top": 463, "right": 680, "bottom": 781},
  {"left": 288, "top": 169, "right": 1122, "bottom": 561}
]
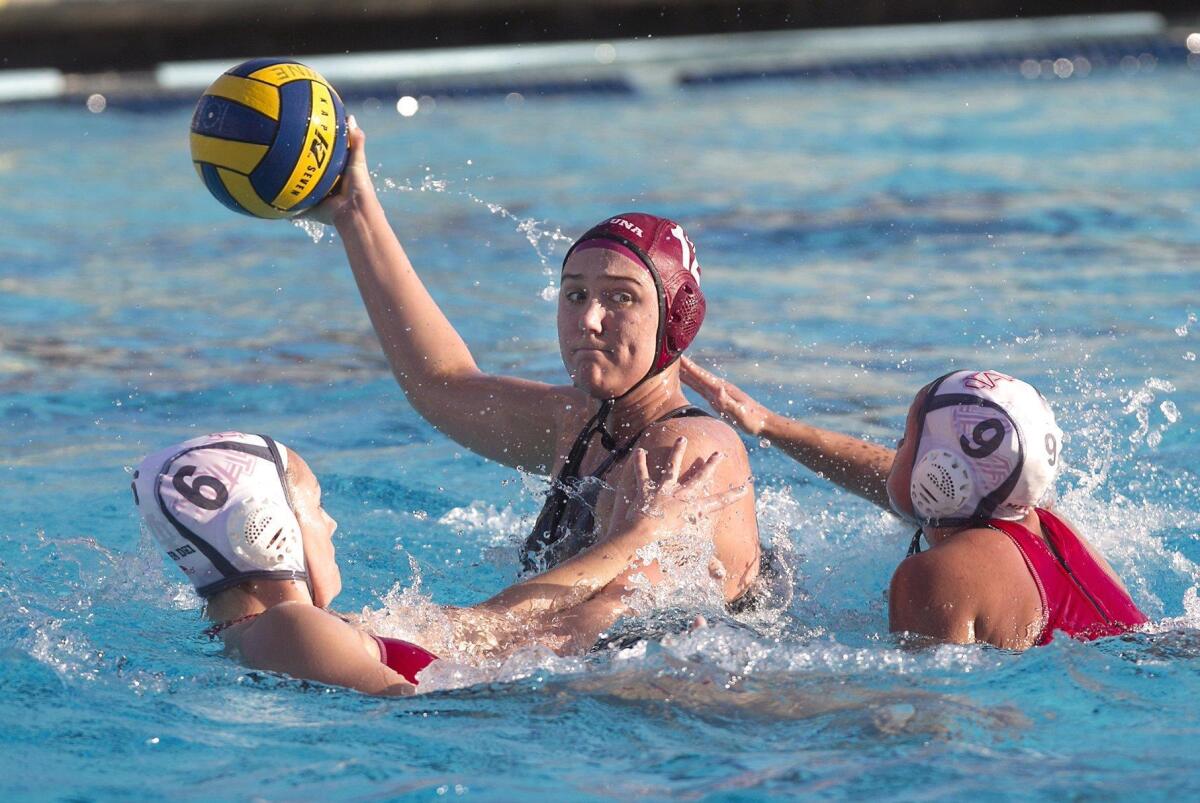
[
  {"left": 574, "top": 376, "right": 619, "bottom": 399},
  {"left": 565, "top": 362, "right": 609, "bottom": 397}
]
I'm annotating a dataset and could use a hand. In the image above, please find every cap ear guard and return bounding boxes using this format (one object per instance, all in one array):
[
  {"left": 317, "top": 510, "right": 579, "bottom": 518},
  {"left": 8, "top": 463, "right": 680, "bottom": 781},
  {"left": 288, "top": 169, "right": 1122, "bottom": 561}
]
[
  {"left": 225, "top": 496, "right": 304, "bottom": 570},
  {"left": 910, "top": 448, "right": 976, "bottom": 522}
]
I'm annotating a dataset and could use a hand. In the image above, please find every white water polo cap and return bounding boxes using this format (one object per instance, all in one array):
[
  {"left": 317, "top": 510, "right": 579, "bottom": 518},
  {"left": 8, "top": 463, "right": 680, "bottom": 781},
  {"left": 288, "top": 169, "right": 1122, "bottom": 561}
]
[
  {"left": 902, "top": 370, "right": 1063, "bottom": 527},
  {"left": 131, "top": 432, "right": 307, "bottom": 598}
]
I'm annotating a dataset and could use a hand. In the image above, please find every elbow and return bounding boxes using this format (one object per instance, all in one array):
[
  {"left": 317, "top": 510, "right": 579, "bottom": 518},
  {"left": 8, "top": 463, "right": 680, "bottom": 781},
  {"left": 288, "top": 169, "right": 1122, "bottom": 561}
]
[{"left": 400, "top": 369, "right": 486, "bottom": 420}]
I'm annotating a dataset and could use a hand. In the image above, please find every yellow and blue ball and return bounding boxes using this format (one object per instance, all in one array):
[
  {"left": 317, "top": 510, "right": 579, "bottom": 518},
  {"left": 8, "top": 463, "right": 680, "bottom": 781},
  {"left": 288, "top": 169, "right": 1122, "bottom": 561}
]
[{"left": 190, "top": 58, "right": 348, "bottom": 219}]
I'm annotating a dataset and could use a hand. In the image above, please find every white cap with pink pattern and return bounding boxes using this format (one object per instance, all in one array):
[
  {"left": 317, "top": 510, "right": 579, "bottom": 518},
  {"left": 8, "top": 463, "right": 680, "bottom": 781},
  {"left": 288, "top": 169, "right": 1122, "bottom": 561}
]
[
  {"left": 899, "top": 370, "right": 1063, "bottom": 527},
  {"left": 132, "top": 432, "right": 307, "bottom": 597}
]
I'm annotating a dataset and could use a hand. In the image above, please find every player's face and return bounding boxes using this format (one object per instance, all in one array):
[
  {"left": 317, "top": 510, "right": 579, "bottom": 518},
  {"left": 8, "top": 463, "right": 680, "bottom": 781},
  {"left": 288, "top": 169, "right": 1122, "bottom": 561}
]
[
  {"left": 886, "top": 387, "right": 928, "bottom": 519},
  {"left": 286, "top": 449, "right": 341, "bottom": 607},
  {"left": 558, "top": 247, "right": 659, "bottom": 399}
]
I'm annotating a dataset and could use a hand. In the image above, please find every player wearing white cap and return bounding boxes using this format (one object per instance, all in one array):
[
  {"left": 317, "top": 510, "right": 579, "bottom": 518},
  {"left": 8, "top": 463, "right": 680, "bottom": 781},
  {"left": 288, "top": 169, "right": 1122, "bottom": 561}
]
[
  {"left": 680, "top": 361, "right": 1146, "bottom": 650},
  {"left": 133, "top": 432, "right": 743, "bottom": 694}
]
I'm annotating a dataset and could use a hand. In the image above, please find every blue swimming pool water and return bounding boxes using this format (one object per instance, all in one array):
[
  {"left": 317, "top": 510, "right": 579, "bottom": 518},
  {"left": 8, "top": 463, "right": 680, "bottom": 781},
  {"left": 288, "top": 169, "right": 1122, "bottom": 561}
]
[{"left": 2, "top": 63, "right": 1199, "bottom": 799}]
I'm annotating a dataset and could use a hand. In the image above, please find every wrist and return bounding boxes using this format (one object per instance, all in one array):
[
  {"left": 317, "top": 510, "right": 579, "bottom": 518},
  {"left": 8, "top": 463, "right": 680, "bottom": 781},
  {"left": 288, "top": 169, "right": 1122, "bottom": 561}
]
[
  {"left": 332, "top": 188, "right": 380, "bottom": 231},
  {"left": 608, "top": 516, "right": 657, "bottom": 547},
  {"left": 755, "top": 411, "right": 778, "bottom": 438}
]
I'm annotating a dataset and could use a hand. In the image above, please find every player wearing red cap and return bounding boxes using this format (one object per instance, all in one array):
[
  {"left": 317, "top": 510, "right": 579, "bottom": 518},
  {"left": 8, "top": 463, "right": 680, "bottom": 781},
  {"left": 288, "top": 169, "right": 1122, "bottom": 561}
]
[{"left": 312, "top": 121, "right": 762, "bottom": 639}]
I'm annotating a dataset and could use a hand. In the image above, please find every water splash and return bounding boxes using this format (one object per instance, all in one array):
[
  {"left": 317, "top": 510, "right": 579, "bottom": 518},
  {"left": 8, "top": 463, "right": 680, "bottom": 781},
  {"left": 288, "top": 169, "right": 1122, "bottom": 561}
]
[
  {"left": 1121, "top": 377, "right": 1178, "bottom": 448},
  {"left": 437, "top": 501, "right": 532, "bottom": 548},
  {"left": 379, "top": 171, "right": 572, "bottom": 296},
  {"left": 292, "top": 217, "right": 328, "bottom": 244}
]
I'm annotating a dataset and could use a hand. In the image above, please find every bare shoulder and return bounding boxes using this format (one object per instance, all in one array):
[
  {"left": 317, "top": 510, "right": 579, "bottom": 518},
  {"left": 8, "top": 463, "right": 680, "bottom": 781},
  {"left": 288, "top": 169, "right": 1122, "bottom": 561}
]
[
  {"left": 637, "top": 409, "right": 759, "bottom": 599},
  {"left": 900, "top": 527, "right": 1031, "bottom": 586},
  {"left": 888, "top": 549, "right": 983, "bottom": 642},
  {"left": 890, "top": 549, "right": 962, "bottom": 596},
  {"left": 637, "top": 414, "right": 752, "bottom": 497},
  {"left": 641, "top": 413, "right": 749, "bottom": 461},
  {"left": 535, "top": 383, "right": 592, "bottom": 437},
  {"left": 891, "top": 526, "right": 1045, "bottom": 648},
  {"left": 239, "top": 602, "right": 350, "bottom": 662},
  {"left": 541, "top": 384, "right": 604, "bottom": 470},
  {"left": 250, "top": 600, "right": 332, "bottom": 632},
  {"left": 890, "top": 536, "right": 1002, "bottom": 606}
]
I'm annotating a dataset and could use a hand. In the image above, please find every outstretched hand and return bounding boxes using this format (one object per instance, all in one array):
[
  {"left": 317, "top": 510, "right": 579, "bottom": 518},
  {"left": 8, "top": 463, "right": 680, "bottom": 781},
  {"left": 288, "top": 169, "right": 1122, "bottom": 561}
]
[
  {"left": 306, "top": 115, "right": 375, "bottom": 226},
  {"left": 679, "top": 357, "right": 771, "bottom": 437},
  {"left": 610, "top": 436, "right": 748, "bottom": 537}
]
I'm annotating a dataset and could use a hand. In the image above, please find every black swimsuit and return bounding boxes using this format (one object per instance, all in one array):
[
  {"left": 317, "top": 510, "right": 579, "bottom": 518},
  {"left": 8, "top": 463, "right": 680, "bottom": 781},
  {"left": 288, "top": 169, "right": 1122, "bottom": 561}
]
[
  {"left": 520, "top": 402, "right": 791, "bottom": 624},
  {"left": 520, "top": 404, "right": 712, "bottom": 572}
]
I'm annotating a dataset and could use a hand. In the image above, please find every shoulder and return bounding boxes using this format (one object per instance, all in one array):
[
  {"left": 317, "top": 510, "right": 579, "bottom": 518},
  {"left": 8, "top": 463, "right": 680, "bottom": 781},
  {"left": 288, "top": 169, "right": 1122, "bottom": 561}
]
[
  {"left": 637, "top": 415, "right": 752, "bottom": 491},
  {"left": 641, "top": 412, "right": 748, "bottom": 458},
  {"left": 544, "top": 385, "right": 593, "bottom": 435},
  {"left": 889, "top": 550, "right": 960, "bottom": 599},
  {"left": 897, "top": 527, "right": 1028, "bottom": 588},
  {"left": 239, "top": 602, "right": 354, "bottom": 663},
  {"left": 888, "top": 543, "right": 991, "bottom": 642},
  {"left": 544, "top": 386, "right": 606, "bottom": 467}
]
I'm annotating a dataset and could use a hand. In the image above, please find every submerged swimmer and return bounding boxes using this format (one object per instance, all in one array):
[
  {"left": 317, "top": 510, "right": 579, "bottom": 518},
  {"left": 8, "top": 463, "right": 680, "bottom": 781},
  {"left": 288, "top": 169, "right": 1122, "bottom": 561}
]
[
  {"left": 309, "top": 120, "right": 761, "bottom": 627},
  {"left": 132, "top": 432, "right": 743, "bottom": 695},
  {"left": 681, "top": 362, "right": 1147, "bottom": 649}
]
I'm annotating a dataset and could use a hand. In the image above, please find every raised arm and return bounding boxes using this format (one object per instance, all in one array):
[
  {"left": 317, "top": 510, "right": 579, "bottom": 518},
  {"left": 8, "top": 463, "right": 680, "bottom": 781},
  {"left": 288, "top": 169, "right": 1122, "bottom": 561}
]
[
  {"left": 680, "top": 357, "right": 895, "bottom": 509},
  {"left": 311, "top": 121, "right": 574, "bottom": 472}
]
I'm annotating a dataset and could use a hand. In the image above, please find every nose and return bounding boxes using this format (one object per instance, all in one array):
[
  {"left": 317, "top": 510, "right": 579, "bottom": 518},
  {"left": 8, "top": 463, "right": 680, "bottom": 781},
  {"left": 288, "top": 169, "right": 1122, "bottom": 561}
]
[{"left": 580, "top": 297, "right": 605, "bottom": 335}]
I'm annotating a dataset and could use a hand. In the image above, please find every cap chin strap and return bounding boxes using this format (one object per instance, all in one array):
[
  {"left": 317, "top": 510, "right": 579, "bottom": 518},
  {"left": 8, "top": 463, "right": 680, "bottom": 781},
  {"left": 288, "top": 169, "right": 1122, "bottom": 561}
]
[
  {"left": 592, "top": 348, "right": 683, "bottom": 453},
  {"left": 907, "top": 528, "right": 924, "bottom": 557}
]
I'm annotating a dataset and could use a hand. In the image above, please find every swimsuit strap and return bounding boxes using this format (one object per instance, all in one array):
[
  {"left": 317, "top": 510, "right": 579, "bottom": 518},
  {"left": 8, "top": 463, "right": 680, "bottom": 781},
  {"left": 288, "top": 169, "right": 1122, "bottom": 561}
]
[
  {"left": 203, "top": 611, "right": 263, "bottom": 639},
  {"left": 587, "top": 405, "right": 712, "bottom": 483},
  {"left": 526, "top": 404, "right": 712, "bottom": 561}
]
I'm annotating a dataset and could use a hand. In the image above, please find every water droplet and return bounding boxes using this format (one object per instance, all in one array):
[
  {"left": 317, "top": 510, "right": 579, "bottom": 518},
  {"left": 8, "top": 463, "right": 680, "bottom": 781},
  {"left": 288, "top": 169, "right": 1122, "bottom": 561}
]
[{"left": 1146, "top": 377, "right": 1175, "bottom": 393}]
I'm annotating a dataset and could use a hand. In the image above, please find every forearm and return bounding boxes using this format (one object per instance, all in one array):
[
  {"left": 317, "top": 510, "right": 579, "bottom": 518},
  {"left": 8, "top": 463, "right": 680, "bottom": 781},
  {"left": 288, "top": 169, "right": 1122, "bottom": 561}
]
[
  {"left": 477, "top": 521, "right": 658, "bottom": 617},
  {"left": 533, "top": 589, "right": 632, "bottom": 656},
  {"left": 761, "top": 412, "right": 895, "bottom": 509},
  {"left": 334, "top": 195, "right": 480, "bottom": 403},
  {"left": 444, "top": 588, "right": 630, "bottom": 658}
]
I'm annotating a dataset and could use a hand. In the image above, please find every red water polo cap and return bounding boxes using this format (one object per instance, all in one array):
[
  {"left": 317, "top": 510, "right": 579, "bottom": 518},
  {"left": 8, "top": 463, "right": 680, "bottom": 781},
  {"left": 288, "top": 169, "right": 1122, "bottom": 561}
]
[{"left": 563, "top": 212, "right": 706, "bottom": 375}]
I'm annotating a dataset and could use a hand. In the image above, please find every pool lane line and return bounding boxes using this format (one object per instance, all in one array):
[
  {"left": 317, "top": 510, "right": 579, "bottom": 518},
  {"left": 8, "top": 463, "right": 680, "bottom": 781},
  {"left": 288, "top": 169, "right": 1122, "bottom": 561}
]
[{"left": 0, "top": 12, "right": 1178, "bottom": 107}]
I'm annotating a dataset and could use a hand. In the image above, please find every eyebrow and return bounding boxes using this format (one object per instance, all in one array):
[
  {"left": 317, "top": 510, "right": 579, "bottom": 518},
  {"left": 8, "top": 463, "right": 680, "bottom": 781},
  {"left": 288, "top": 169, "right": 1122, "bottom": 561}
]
[{"left": 561, "top": 271, "right": 646, "bottom": 285}]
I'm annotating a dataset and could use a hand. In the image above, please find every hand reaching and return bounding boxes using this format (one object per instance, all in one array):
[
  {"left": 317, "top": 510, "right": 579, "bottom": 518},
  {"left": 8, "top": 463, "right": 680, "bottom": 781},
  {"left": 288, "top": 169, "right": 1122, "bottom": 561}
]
[
  {"left": 679, "top": 357, "right": 771, "bottom": 437},
  {"left": 611, "top": 436, "right": 748, "bottom": 536}
]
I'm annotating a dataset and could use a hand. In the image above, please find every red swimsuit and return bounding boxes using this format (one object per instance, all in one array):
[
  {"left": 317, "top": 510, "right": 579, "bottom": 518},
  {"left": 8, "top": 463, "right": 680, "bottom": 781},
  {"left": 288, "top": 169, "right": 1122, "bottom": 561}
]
[
  {"left": 373, "top": 636, "right": 437, "bottom": 685},
  {"left": 987, "top": 508, "right": 1147, "bottom": 645}
]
